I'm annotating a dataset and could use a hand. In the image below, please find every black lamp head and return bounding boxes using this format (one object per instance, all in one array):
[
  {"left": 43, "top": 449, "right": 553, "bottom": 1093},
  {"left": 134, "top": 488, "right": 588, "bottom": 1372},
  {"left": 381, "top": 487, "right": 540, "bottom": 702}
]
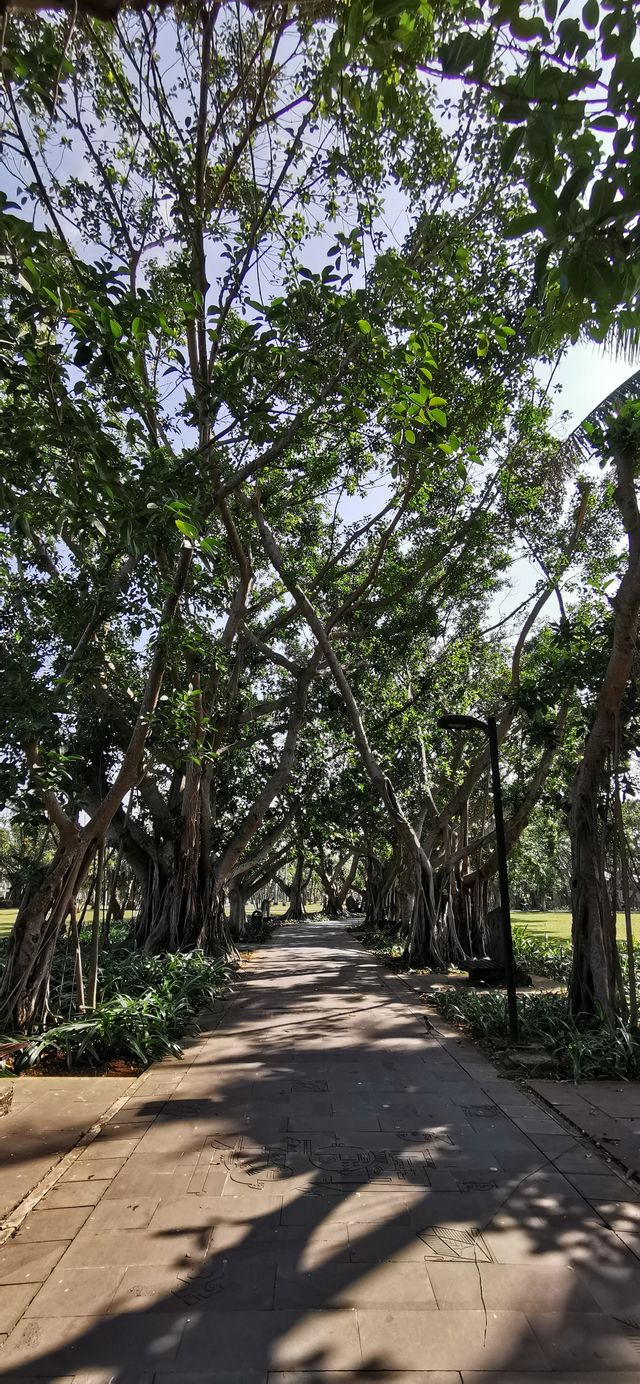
[{"left": 437, "top": 713, "right": 488, "bottom": 734}]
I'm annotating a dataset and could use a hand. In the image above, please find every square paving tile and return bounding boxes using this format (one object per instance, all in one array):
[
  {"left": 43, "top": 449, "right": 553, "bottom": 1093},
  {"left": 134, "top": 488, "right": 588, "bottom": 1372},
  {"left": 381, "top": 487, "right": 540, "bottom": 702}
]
[
  {"left": 527, "top": 1311, "right": 640, "bottom": 1368},
  {"left": 0, "top": 1283, "right": 39, "bottom": 1332},
  {"left": 426, "top": 1259, "right": 599, "bottom": 1312},
  {"left": 24, "top": 1267, "right": 126, "bottom": 1318},
  {"left": 176, "top": 1307, "right": 362, "bottom": 1371},
  {"left": 57, "top": 1225, "right": 207, "bottom": 1269},
  {"left": 60, "top": 1158, "right": 126, "bottom": 1183},
  {"left": 84, "top": 1197, "right": 160, "bottom": 1231},
  {"left": 0, "top": 1311, "right": 185, "bottom": 1373},
  {"left": 40, "top": 1181, "right": 112, "bottom": 1210},
  {"left": 14, "top": 1208, "right": 92, "bottom": 1243},
  {"left": 108, "top": 1258, "right": 276, "bottom": 1312},
  {"left": 0, "top": 1242, "right": 69, "bottom": 1285},
  {"left": 273, "top": 1256, "right": 437, "bottom": 1309},
  {"left": 268, "top": 1374, "right": 458, "bottom": 1383},
  {"left": 357, "top": 1307, "right": 550, "bottom": 1371}
]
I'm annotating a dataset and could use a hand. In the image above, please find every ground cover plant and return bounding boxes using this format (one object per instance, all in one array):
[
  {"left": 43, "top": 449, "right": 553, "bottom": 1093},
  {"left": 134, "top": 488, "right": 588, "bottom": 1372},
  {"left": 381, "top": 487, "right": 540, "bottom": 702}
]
[
  {"left": 432, "top": 987, "right": 640, "bottom": 1083},
  {"left": 0, "top": 929, "right": 236, "bottom": 1070}
]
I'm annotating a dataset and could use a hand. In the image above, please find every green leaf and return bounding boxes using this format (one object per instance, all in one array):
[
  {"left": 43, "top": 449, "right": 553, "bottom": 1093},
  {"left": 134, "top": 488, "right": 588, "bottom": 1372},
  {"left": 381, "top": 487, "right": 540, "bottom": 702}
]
[
  {"left": 346, "top": 0, "right": 364, "bottom": 47},
  {"left": 582, "top": 0, "right": 599, "bottom": 29},
  {"left": 74, "top": 341, "right": 94, "bottom": 366},
  {"left": 175, "top": 518, "right": 198, "bottom": 539},
  {"left": 589, "top": 177, "right": 616, "bottom": 218},
  {"left": 405, "top": 427, "right": 416, "bottom": 443},
  {"left": 357, "top": 319, "right": 372, "bottom": 334},
  {"left": 500, "top": 127, "right": 525, "bottom": 173},
  {"left": 510, "top": 15, "right": 547, "bottom": 40},
  {"left": 505, "top": 212, "right": 541, "bottom": 238},
  {"left": 589, "top": 114, "right": 617, "bottom": 131},
  {"left": 431, "top": 407, "right": 447, "bottom": 426},
  {"left": 439, "top": 32, "right": 486, "bottom": 75},
  {"left": 109, "top": 318, "right": 122, "bottom": 339}
]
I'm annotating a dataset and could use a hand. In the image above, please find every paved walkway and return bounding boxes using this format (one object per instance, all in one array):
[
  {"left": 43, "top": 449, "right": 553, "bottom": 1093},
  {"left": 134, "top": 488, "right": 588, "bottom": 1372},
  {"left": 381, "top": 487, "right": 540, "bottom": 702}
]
[
  {"left": 0, "top": 1077, "right": 136, "bottom": 1226},
  {"left": 1, "top": 921, "right": 640, "bottom": 1382},
  {"left": 531, "top": 1078, "right": 640, "bottom": 1183}
]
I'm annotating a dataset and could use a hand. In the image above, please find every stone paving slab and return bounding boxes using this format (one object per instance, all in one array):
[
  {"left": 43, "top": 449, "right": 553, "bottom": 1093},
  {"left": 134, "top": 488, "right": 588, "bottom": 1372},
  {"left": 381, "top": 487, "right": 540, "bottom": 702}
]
[
  {"left": 1, "top": 920, "right": 640, "bottom": 1379},
  {"left": 531, "top": 1078, "right": 640, "bottom": 1182},
  {"left": 0, "top": 1078, "right": 136, "bottom": 1223}
]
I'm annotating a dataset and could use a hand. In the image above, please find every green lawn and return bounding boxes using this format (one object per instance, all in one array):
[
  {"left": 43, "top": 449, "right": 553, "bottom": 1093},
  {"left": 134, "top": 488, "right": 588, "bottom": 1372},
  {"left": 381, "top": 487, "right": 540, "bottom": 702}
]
[
  {"left": 4, "top": 903, "right": 635, "bottom": 945},
  {"left": 0, "top": 908, "right": 16, "bottom": 936},
  {"left": 512, "top": 909, "right": 640, "bottom": 944},
  {"left": 0, "top": 901, "right": 324, "bottom": 935}
]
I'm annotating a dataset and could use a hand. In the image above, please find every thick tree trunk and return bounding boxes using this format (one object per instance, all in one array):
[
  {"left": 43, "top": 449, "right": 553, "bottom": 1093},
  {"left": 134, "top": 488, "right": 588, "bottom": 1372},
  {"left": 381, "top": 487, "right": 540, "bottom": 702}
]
[
  {"left": 569, "top": 434, "right": 640, "bottom": 1018},
  {"left": 0, "top": 831, "right": 92, "bottom": 1030},
  {"left": 139, "top": 768, "right": 214, "bottom": 953},
  {"left": 396, "top": 851, "right": 417, "bottom": 934},
  {"left": 284, "top": 851, "right": 307, "bottom": 920},
  {"left": 363, "top": 853, "right": 396, "bottom": 928},
  {"left": 228, "top": 879, "right": 248, "bottom": 941}
]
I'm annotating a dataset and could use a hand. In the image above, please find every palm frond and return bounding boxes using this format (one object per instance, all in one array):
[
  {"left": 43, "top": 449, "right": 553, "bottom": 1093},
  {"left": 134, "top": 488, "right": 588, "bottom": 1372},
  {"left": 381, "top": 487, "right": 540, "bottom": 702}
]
[{"left": 569, "top": 366, "right": 640, "bottom": 458}]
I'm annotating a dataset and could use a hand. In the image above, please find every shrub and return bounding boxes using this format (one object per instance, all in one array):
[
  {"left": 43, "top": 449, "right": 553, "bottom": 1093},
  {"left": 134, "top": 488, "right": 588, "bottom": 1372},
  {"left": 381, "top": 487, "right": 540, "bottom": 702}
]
[
  {"left": 432, "top": 986, "right": 640, "bottom": 1081},
  {"left": 2, "top": 943, "right": 236, "bottom": 1071}
]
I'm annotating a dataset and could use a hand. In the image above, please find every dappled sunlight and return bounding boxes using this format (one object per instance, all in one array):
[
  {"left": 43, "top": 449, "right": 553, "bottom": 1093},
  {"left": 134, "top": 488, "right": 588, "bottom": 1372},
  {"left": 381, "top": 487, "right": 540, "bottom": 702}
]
[{"left": 1, "top": 921, "right": 640, "bottom": 1380}]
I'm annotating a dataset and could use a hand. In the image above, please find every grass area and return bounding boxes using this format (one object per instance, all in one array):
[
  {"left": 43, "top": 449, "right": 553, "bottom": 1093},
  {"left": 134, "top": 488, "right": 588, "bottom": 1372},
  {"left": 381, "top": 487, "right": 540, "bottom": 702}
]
[
  {"left": 0, "top": 909, "right": 16, "bottom": 936},
  {"left": 1, "top": 904, "right": 634, "bottom": 940},
  {"left": 512, "top": 909, "right": 640, "bottom": 943},
  {"left": 0, "top": 901, "right": 324, "bottom": 935}
]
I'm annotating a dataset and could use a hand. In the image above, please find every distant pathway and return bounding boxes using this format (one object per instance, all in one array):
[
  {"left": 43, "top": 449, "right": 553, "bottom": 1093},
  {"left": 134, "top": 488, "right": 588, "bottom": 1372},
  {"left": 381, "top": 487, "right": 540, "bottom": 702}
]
[{"left": 1, "top": 920, "right": 640, "bottom": 1380}]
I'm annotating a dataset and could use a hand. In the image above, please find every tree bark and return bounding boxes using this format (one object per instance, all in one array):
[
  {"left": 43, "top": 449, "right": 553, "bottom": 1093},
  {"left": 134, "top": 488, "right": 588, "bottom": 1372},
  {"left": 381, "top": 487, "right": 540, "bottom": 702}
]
[
  {"left": 228, "top": 878, "right": 248, "bottom": 941},
  {"left": 569, "top": 433, "right": 640, "bottom": 1017},
  {"left": 283, "top": 849, "right": 307, "bottom": 920},
  {"left": 0, "top": 544, "right": 193, "bottom": 1031}
]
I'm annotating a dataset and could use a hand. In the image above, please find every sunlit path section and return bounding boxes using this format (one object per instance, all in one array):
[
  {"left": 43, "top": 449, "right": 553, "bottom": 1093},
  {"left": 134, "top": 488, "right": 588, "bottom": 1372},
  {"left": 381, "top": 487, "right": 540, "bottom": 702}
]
[{"left": 1, "top": 919, "right": 640, "bottom": 1380}]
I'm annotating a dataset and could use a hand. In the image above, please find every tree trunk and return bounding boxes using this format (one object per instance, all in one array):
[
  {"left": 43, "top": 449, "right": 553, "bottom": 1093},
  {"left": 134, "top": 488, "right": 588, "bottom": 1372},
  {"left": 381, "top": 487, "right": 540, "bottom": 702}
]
[
  {"left": 228, "top": 878, "right": 248, "bottom": 941},
  {"left": 68, "top": 900, "right": 86, "bottom": 1012},
  {"left": 87, "top": 840, "right": 105, "bottom": 1008},
  {"left": 569, "top": 430, "right": 640, "bottom": 1018},
  {"left": 0, "top": 544, "right": 193, "bottom": 1030},
  {"left": 0, "top": 831, "right": 92, "bottom": 1030},
  {"left": 396, "top": 850, "right": 417, "bottom": 934},
  {"left": 284, "top": 850, "right": 307, "bottom": 920},
  {"left": 363, "top": 853, "right": 396, "bottom": 928}
]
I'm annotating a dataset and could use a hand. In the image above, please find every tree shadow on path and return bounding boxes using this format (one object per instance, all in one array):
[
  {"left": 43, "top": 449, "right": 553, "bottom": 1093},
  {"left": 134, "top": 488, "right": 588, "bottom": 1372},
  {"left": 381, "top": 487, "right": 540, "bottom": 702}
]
[{"left": 1, "top": 922, "right": 640, "bottom": 1381}]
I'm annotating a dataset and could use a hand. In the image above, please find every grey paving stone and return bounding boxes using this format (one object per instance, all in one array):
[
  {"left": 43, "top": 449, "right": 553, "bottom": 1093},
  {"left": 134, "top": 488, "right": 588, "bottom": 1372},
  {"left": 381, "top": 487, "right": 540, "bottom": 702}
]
[
  {"left": 14, "top": 1209, "right": 92, "bottom": 1244},
  {"left": 527, "top": 1311, "right": 640, "bottom": 1368},
  {"left": 268, "top": 1374, "right": 458, "bottom": 1383},
  {"left": 0, "top": 1243, "right": 69, "bottom": 1286},
  {"left": 273, "top": 1256, "right": 437, "bottom": 1309},
  {"left": 24, "top": 1268, "right": 126, "bottom": 1318},
  {"left": 0, "top": 1283, "right": 39, "bottom": 1333},
  {"left": 176, "top": 1307, "right": 362, "bottom": 1371},
  {"left": 2, "top": 921, "right": 638, "bottom": 1382},
  {"left": 357, "top": 1307, "right": 550, "bottom": 1371},
  {"left": 39, "top": 1182, "right": 112, "bottom": 1211}
]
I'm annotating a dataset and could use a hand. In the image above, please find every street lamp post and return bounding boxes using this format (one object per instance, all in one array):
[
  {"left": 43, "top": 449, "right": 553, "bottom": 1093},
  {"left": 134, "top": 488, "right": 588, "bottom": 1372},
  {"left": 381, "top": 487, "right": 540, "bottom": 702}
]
[{"left": 437, "top": 712, "right": 519, "bottom": 1042}]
